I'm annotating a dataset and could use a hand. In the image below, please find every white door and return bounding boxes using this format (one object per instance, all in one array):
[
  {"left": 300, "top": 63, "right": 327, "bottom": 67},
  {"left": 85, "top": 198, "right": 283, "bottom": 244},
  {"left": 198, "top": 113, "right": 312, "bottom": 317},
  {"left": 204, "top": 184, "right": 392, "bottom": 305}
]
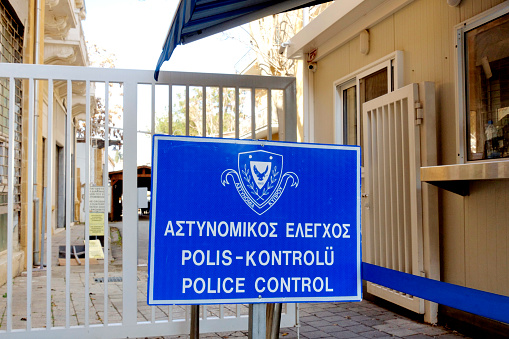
[{"left": 362, "top": 83, "right": 424, "bottom": 314}]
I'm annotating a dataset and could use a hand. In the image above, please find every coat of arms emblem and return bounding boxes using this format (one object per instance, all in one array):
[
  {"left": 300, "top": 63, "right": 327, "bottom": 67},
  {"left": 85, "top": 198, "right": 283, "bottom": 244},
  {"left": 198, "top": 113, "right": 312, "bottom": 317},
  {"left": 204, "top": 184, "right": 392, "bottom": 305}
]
[{"left": 221, "top": 150, "right": 299, "bottom": 215}]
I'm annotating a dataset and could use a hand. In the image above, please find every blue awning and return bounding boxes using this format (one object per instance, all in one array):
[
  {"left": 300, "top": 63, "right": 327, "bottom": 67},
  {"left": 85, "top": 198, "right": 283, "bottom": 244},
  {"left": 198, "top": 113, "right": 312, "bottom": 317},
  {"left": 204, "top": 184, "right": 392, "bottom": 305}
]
[{"left": 154, "top": 0, "right": 332, "bottom": 80}]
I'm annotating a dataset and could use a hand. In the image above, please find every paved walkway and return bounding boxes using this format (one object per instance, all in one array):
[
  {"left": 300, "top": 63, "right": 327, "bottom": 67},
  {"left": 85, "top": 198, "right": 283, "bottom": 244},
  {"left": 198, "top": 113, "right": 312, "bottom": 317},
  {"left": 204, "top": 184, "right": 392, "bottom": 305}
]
[{"left": 0, "top": 222, "right": 469, "bottom": 338}]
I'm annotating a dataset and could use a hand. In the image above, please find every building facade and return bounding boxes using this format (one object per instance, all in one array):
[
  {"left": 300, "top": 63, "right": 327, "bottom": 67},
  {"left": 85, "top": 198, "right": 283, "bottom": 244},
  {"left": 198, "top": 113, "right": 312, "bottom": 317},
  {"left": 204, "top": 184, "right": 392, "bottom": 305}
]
[
  {"left": 288, "top": 0, "right": 509, "bottom": 334},
  {"left": 0, "top": 0, "right": 88, "bottom": 284}
]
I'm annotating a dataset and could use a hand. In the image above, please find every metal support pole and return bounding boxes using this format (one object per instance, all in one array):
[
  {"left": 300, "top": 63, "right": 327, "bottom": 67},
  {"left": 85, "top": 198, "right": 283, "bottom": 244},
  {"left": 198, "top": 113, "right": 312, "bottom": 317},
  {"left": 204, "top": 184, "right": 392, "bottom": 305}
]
[
  {"left": 248, "top": 303, "right": 266, "bottom": 339},
  {"left": 190, "top": 305, "right": 200, "bottom": 339},
  {"left": 267, "top": 303, "right": 282, "bottom": 339}
]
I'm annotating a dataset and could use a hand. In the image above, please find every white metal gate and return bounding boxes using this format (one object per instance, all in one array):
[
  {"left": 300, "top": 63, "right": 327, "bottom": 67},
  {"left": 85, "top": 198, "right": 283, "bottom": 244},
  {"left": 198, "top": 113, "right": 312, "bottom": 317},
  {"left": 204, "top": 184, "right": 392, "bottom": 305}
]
[
  {"left": 362, "top": 83, "right": 424, "bottom": 314},
  {"left": 0, "top": 63, "right": 297, "bottom": 338}
]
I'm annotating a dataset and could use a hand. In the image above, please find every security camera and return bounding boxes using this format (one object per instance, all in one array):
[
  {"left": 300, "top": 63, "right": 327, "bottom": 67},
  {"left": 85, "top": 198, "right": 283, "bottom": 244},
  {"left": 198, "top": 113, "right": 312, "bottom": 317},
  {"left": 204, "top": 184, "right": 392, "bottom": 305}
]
[
  {"left": 279, "top": 42, "right": 289, "bottom": 55},
  {"left": 308, "top": 62, "right": 317, "bottom": 72}
]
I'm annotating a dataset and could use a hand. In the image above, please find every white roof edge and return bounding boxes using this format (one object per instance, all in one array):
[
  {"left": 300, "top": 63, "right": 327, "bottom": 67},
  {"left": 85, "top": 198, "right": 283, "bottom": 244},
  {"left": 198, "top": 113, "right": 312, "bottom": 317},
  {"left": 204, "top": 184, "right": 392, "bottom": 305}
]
[{"left": 287, "top": 0, "right": 414, "bottom": 61}]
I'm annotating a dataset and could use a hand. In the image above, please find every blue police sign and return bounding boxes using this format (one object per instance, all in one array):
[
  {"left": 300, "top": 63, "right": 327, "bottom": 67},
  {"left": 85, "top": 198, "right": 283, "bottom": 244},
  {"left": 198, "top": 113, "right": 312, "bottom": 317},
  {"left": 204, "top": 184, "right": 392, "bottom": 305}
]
[{"left": 148, "top": 136, "right": 361, "bottom": 305}]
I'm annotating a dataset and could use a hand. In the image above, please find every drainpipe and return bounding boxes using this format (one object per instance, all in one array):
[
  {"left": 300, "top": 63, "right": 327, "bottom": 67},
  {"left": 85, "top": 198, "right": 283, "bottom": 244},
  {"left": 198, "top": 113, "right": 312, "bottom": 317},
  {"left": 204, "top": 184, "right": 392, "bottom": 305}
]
[{"left": 33, "top": 0, "right": 42, "bottom": 266}]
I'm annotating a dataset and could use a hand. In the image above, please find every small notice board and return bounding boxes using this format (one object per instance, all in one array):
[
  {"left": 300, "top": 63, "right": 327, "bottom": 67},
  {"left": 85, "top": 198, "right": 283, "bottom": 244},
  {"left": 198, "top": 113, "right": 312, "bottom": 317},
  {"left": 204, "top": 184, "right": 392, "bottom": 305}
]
[{"left": 148, "top": 136, "right": 361, "bottom": 305}]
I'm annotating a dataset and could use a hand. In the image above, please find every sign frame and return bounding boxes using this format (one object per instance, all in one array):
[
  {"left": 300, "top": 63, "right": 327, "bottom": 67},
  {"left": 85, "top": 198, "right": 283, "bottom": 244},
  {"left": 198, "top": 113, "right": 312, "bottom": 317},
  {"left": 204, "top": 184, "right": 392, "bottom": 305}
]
[{"left": 148, "top": 136, "right": 361, "bottom": 305}]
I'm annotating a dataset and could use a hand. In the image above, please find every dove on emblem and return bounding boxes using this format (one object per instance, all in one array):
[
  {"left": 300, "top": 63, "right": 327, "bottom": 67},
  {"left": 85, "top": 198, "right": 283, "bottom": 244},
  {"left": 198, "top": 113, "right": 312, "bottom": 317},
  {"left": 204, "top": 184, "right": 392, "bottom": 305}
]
[{"left": 253, "top": 164, "right": 269, "bottom": 181}]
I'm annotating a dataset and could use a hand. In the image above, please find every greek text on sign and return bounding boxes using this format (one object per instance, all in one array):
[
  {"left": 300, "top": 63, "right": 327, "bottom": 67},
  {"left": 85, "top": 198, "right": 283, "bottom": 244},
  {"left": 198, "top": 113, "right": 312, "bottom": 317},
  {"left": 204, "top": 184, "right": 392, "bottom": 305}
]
[{"left": 148, "top": 136, "right": 361, "bottom": 305}]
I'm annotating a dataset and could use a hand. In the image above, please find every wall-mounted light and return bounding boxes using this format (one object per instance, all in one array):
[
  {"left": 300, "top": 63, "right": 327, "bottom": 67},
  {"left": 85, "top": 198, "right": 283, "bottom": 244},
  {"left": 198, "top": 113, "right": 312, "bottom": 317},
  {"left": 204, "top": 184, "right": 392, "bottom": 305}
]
[
  {"left": 360, "top": 30, "right": 370, "bottom": 55},
  {"left": 447, "top": 0, "right": 461, "bottom": 7}
]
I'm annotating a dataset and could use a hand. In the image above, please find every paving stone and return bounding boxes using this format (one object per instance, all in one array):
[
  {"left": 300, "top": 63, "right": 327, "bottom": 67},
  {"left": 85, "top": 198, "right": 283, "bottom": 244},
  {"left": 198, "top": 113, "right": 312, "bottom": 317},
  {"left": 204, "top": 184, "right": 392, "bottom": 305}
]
[
  {"left": 417, "top": 326, "right": 448, "bottom": 336},
  {"left": 359, "top": 331, "right": 395, "bottom": 339},
  {"left": 301, "top": 315, "right": 322, "bottom": 322},
  {"left": 331, "top": 330, "right": 363, "bottom": 338},
  {"left": 384, "top": 328, "right": 418, "bottom": 337},
  {"left": 306, "top": 320, "right": 334, "bottom": 327},
  {"left": 320, "top": 324, "right": 345, "bottom": 333},
  {"left": 314, "top": 310, "right": 336, "bottom": 317},
  {"left": 334, "top": 319, "right": 361, "bottom": 327},
  {"left": 355, "top": 318, "right": 384, "bottom": 327},
  {"left": 343, "top": 324, "right": 373, "bottom": 333},
  {"left": 386, "top": 318, "right": 415, "bottom": 326},
  {"left": 302, "top": 330, "right": 331, "bottom": 338},
  {"left": 435, "top": 333, "right": 466, "bottom": 338},
  {"left": 350, "top": 315, "right": 371, "bottom": 322},
  {"left": 403, "top": 334, "right": 433, "bottom": 339}
]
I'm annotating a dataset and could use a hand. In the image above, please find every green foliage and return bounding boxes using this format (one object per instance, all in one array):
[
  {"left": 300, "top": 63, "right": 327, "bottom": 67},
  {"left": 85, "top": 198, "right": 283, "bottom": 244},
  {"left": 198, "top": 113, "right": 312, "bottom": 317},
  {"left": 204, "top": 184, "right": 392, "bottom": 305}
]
[{"left": 155, "top": 86, "right": 245, "bottom": 137}]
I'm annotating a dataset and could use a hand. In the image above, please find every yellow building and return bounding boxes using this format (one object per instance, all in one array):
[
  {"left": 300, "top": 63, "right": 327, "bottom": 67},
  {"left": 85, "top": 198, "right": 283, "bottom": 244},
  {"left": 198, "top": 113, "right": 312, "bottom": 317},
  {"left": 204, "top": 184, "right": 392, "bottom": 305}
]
[
  {"left": 0, "top": 0, "right": 88, "bottom": 284},
  {"left": 287, "top": 0, "right": 509, "bottom": 335}
]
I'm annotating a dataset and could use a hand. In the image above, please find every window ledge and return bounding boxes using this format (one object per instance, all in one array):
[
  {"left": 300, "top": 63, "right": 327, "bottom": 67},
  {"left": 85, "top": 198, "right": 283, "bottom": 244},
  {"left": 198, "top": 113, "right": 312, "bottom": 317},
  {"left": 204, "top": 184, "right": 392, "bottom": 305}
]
[{"left": 421, "top": 160, "right": 509, "bottom": 196}]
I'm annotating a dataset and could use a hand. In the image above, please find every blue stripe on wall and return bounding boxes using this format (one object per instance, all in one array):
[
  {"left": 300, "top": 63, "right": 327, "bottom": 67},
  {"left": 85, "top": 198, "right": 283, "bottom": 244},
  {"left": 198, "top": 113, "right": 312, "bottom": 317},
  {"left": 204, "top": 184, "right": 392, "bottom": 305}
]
[{"left": 362, "top": 262, "right": 509, "bottom": 324}]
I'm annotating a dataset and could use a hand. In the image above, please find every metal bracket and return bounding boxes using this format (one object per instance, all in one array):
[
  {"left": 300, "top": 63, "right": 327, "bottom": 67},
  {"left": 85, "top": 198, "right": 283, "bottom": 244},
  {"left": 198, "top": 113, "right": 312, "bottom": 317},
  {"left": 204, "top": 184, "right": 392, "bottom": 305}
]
[{"left": 415, "top": 102, "right": 423, "bottom": 125}]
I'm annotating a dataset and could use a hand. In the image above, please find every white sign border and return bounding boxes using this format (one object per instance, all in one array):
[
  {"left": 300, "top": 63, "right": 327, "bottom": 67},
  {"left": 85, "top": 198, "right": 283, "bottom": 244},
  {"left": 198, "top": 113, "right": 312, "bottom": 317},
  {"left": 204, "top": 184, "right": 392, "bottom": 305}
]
[{"left": 148, "top": 135, "right": 362, "bottom": 305}]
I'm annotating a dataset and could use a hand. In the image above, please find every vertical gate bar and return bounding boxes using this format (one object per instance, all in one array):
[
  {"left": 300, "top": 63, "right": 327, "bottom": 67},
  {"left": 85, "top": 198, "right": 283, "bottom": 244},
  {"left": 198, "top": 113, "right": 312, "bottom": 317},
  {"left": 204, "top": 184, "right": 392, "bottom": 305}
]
[
  {"left": 370, "top": 109, "right": 377, "bottom": 265},
  {"left": 150, "top": 84, "right": 156, "bottom": 324},
  {"left": 372, "top": 110, "right": 380, "bottom": 265},
  {"left": 381, "top": 107, "right": 389, "bottom": 268},
  {"left": 122, "top": 81, "right": 138, "bottom": 326},
  {"left": 103, "top": 81, "right": 110, "bottom": 326},
  {"left": 168, "top": 86, "right": 173, "bottom": 135},
  {"left": 251, "top": 88, "right": 255, "bottom": 139},
  {"left": 65, "top": 80, "right": 72, "bottom": 328},
  {"left": 394, "top": 100, "right": 404, "bottom": 272},
  {"left": 6, "top": 77, "right": 15, "bottom": 332},
  {"left": 220, "top": 304, "right": 224, "bottom": 319},
  {"left": 267, "top": 90, "right": 272, "bottom": 141},
  {"left": 283, "top": 80, "right": 297, "bottom": 142},
  {"left": 400, "top": 100, "right": 411, "bottom": 274},
  {"left": 408, "top": 92, "right": 423, "bottom": 278},
  {"left": 151, "top": 84, "right": 156, "bottom": 135},
  {"left": 185, "top": 86, "right": 190, "bottom": 136},
  {"left": 84, "top": 80, "right": 91, "bottom": 327},
  {"left": 203, "top": 305, "right": 207, "bottom": 320},
  {"left": 235, "top": 88, "right": 240, "bottom": 139},
  {"left": 169, "top": 305, "right": 173, "bottom": 322},
  {"left": 46, "top": 79, "right": 54, "bottom": 329},
  {"left": 362, "top": 109, "right": 372, "bottom": 263},
  {"left": 202, "top": 86, "right": 206, "bottom": 137},
  {"left": 236, "top": 304, "right": 240, "bottom": 318},
  {"left": 387, "top": 103, "right": 397, "bottom": 270},
  {"left": 219, "top": 87, "right": 223, "bottom": 138},
  {"left": 26, "top": 77, "right": 35, "bottom": 330},
  {"left": 381, "top": 105, "right": 393, "bottom": 268}
]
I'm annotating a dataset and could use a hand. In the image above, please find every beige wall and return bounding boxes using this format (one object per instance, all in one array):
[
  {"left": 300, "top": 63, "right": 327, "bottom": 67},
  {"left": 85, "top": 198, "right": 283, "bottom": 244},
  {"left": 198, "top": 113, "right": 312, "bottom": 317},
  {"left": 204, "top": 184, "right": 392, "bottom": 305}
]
[{"left": 311, "top": 0, "right": 507, "bottom": 295}]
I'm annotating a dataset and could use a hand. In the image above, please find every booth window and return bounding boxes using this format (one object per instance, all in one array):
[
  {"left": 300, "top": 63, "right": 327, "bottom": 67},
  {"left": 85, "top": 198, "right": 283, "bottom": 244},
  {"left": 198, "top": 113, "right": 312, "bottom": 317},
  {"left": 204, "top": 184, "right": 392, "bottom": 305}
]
[{"left": 465, "top": 12, "right": 509, "bottom": 160}]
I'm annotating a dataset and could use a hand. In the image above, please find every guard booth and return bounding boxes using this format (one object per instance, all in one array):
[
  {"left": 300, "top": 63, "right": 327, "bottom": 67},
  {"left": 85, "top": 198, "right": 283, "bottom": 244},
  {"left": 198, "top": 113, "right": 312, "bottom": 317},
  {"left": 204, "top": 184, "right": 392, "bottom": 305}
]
[{"left": 109, "top": 165, "right": 152, "bottom": 221}]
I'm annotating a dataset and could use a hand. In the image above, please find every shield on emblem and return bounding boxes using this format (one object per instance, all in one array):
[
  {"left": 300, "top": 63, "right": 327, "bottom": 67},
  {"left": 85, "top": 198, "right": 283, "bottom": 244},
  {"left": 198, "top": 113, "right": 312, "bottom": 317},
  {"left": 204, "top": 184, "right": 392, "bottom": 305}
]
[{"left": 238, "top": 150, "right": 282, "bottom": 208}]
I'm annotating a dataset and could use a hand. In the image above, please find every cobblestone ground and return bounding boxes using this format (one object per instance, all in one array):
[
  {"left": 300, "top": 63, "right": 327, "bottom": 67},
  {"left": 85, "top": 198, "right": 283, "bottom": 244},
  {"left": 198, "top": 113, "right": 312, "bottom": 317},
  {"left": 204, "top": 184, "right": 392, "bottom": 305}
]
[
  {"left": 158, "top": 299, "right": 469, "bottom": 339},
  {"left": 0, "top": 223, "right": 470, "bottom": 338}
]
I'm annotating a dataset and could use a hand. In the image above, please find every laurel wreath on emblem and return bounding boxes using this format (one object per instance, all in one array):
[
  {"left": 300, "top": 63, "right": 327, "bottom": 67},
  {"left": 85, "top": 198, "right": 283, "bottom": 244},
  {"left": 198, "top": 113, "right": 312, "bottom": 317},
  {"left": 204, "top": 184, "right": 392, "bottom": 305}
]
[{"left": 242, "top": 164, "right": 280, "bottom": 201}]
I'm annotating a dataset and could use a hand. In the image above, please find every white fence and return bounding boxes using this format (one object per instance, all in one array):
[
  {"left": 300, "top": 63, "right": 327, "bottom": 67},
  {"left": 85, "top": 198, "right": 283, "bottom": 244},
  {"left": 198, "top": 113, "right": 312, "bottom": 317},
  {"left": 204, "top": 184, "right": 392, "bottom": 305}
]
[{"left": 0, "top": 63, "right": 297, "bottom": 338}]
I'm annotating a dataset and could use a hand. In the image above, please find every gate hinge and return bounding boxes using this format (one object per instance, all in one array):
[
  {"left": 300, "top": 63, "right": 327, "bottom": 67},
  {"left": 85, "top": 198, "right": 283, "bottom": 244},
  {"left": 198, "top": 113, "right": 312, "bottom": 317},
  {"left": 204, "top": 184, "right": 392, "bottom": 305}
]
[{"left": 415, "top": 102, "right": 423, "bottom": 125}]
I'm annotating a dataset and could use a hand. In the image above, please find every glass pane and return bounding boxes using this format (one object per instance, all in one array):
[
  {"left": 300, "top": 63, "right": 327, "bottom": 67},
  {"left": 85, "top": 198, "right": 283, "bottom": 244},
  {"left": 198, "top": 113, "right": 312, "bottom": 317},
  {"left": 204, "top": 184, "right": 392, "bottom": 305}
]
[
  {"left": 466, "top": 14, "right": 509, "bottom": 160},
  {"left": 363, "top": 68, "right": 388, "bottom": 102}
]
